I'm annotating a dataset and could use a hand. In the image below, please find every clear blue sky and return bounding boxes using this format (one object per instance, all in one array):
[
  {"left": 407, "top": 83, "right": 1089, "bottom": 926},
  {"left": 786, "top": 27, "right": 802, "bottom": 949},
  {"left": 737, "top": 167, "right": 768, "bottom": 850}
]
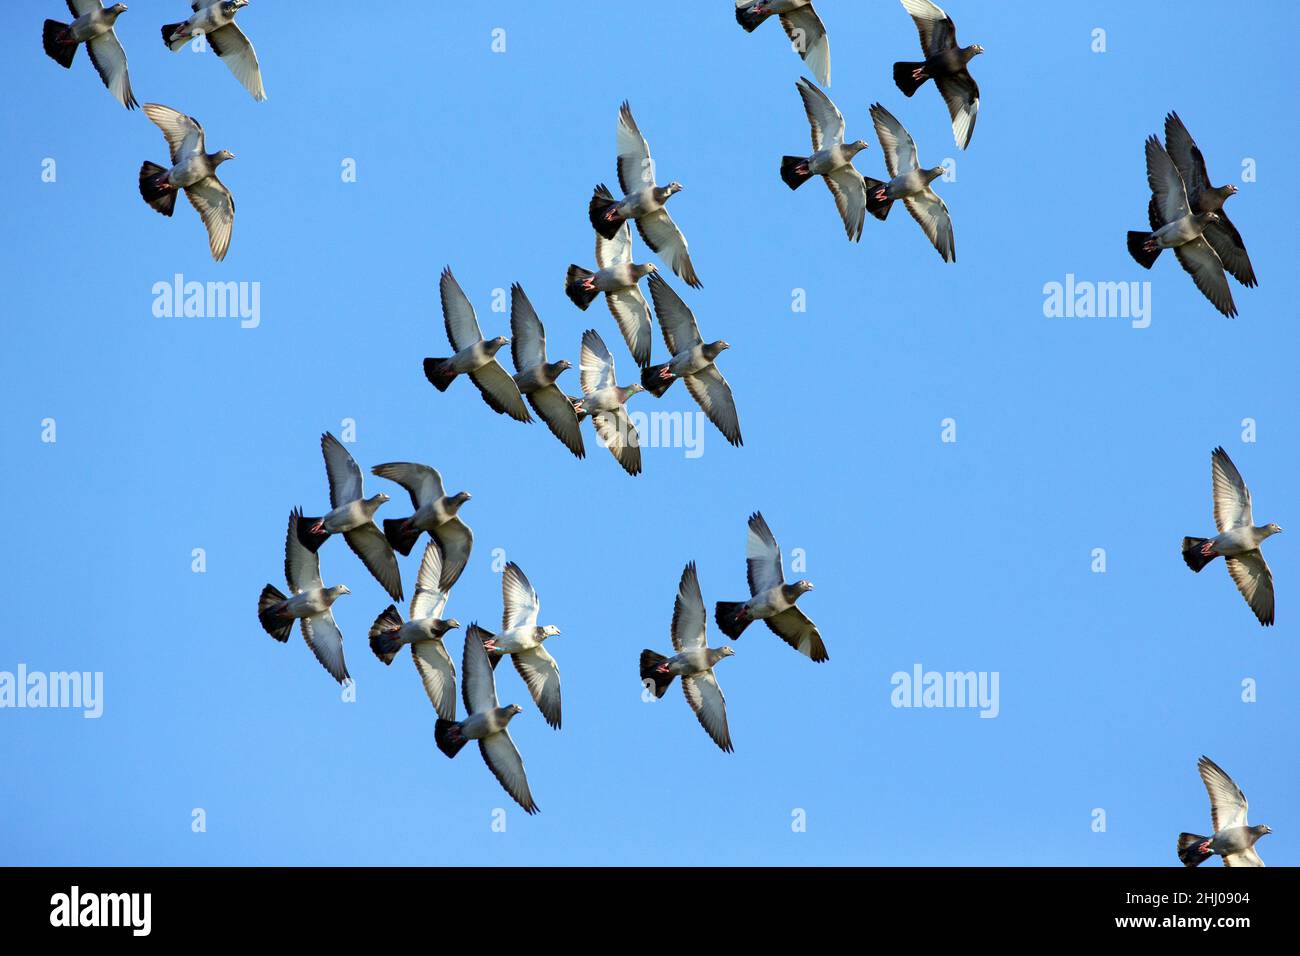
[{"left": 1, "top": 1, "right": 1296, "bottom": 866}]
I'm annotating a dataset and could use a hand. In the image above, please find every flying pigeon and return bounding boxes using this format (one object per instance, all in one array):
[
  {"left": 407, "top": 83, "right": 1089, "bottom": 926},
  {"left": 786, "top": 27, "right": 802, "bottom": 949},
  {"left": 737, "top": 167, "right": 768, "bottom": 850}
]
[
  {"left": 509, "top": 285, "right": 584, "bottom": 459},
  {"left": 435, "top": 626, "right": 539, "bottom": 815},
  {"left": 716, "top": 512, "right": 826, "bottom": 662},
  {"left": 370, "top": 461, "right": 473, "bottom": 589},
  {"left": 865, "top": 103, "right": 955, "bottom": 262},
  {"left": 1181, "top": 447, "right": 1282, "bottom": 626},
  {"left": 138, "top": 103, "right": 236, "bottom": 262},
  {"left": 257, "top": 508, "right": 352, "bottom": 684},
  {"left": 893, "top": 0, "right": 983, "bottom": 150},
  {"left": 573, "top": 329, "right": 646, "bottom": 477},
  {"left": 1127, "top": 135, "right": 1236, "bottom": 317},
  {"left": 588, "top": 102, "right": 700, "bottom": 289},
  {"left": 735, "top": 1, "right": 831, "bottom": 87},
  {"left": 1177, "top": 756, "right": 1271, "bottom": 867},
  {"left": 640, "top": 562, "right": 736, "bottom": 753},
  {"left": 642, "top": 274, "right": 742, "bottom": 447},
  {"left": 1163, "top": 112, "right": 1256, "bottom": 288},
  {"left": 564, "top": 223, "right": 657, "bottom": 367},
  {"left": 297, "top": 432, "right": 403, "bottom": 602},
  {"left": 780, "top": 78, "right": 869, "bottom": 241},
  {"left": 475, "top": 563, "right": 563, "bottom": 730},
  {"left": 425, "top": 268, "right": 532, "bottom": 423},
  {"left": 368, "top": 540, "right": 460, "bottom": 721},
  {"left": 42, "top": 2, "right": 137, "bottom": 110},
  {"left": 162, "top": 0, "right": 266, "bottom": 102}
]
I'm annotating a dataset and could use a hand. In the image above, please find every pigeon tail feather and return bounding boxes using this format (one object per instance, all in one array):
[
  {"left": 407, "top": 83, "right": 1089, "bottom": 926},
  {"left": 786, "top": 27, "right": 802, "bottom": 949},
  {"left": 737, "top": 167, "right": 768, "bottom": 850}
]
[
  {"left": 1181, "top": 537, "right": 1217, "bottom": 572},
  {"left": 892, "top": 61, "right": 928, "bottom": 97},
  {"left": 434, "top": 719, "right": 470, "bottom": 759},
  {"left": 1177, "top": 832, "right": 1212, "bottom": 867},
  {"left": 1127, "top": 232, "right": 1161, "bottom": 269},
  {"left": 589, "top": 186, "right": 625, "bottom": 240},
  {"left": 864, "top": 178, "right": 893, "bottom": 220},
  {"left": 257, "top": 584, "right": 292, "bottom": 642},
  {"left": 381, "top": 518, "right": 421, "bottom": 557},
  {"left": 564, "top": 266, "right": 600, "bottom": 310},
  {"left": 640, "top": 363, "right": 676, "bottom": 397},
  {"left": 423, "top": 357, "right": 456, "bottom": 392},
  {"left": 368, "top": 605, "right": 404, "bottom": 664},
  {"left": 780, "top": 156, "right": 814, "bottom": 191},
  {"left": 639, "top": 650, "right": 675, "bottom": 699},
  {"left": 43, "top": 20, "right": 77, "bottom": 68},
  {"left": 139, "top": 162, "right": 178, "bottom": 216},
  {"left": 714, "top": 601, "right": 752, "bottom": 639}
]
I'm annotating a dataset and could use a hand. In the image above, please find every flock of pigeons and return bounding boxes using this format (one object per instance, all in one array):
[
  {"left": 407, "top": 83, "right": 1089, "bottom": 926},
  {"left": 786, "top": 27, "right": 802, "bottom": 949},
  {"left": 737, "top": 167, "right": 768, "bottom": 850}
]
[
  {"left": 255, "top": 432, "right": 824, "bottom": 810},
  {"left": 40, "top": 1, "right": 1280, "bottom": 857}
]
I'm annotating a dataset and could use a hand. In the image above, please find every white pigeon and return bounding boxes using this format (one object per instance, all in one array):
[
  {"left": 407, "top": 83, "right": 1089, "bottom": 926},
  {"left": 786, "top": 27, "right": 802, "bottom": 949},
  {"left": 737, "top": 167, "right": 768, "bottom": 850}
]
[{"left": 474, "top": 563, "right": 563, "bottom": 730}]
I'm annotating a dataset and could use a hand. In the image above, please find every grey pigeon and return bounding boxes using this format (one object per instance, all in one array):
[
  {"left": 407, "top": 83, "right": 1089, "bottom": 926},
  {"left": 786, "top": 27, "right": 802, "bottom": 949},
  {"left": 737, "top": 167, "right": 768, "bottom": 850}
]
[
  {"left": 435, "top": 626, "right": 539, "bottom": 815},
  {"left": 509, "top": 285, "right": 584, "bottom": 459},
  {"left": 43, "top": 2, "right": 137, "bottom": 110},
  {"left": 1163, "top": 112, "right": 1256, "bottom": 288},
  {"left": 297, "top": 432, "right": 403, "bottom": 602},
  {"left": 474, "top": 563, "right": 563, "bottom": 730},
  {"left": 588, "top": 102, "right": 700, "bottom": 289},
  {"left": 162, "top": 0, "right": 266, "bottom": 102},
  {"left": 640, "top": 562, "right": 736, "bottom": 753},
  {"left": 1177, "top": 756, "right": 1271, "bottom": 867},
  {"left": 1127, "top": 135, "right": 1236, "bottom": 317},
  {"left": 368, "top": 540, "right": 460, "bottom": 721},
  {"left": 138, "top": 103, "right": 236, "bottom": 262},
  {"left": 370, "top": 461, "right": 472, "bottom": 590},
  {"left": 642, "top": 274, "right": 742, "bottom": 447},
  {"left": 735, "top": 1, "right": 830, "bottom": 88},
  {"left": 1181, "top": 447, "right": 1281, "bottom": 626},
  {"left": 573, "top": 329, "right": 646, "bottom": 477},
  {"left": 257, "top": 508, "right": 352, "bottom": 684},
  {"left": 780, "top": 78, "right": 869, "bottom": 241},
  {"left": 564, "top": 223, "right": 658, "bottom": 367},
  {"left": 893, "top": 0, "right": 983, "bottom": 150},
  {"left": 425, "top": 268, "right": 533, "bottom": 423},
  {"left": 715, "top": 511, "right": 827, "bottom": 662},
  {"left": 866, "top": 103, "right": 955, "bottom": 262}
]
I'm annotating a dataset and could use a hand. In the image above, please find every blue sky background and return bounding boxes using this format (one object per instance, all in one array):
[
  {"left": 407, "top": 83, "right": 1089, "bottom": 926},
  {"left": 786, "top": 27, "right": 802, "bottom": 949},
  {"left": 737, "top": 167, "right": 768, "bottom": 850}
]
[{"left": 1, "top": 1, "right": 1297, "bottom": 866}]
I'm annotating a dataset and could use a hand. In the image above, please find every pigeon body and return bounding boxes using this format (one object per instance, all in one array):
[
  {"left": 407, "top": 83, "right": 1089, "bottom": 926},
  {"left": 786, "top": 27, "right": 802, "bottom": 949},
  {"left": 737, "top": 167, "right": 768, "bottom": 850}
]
[
  {"left": 435, "top": 626, "right": 538, "bottom": 814},
  {"left": 1181, "top": 447, "right": 1281, "bottom": 626},
  {"left": 866, "top": 103, "right": 955, "bottom": 262},
  {"left": 640, "top": 562, "right": 735, "bottom": 752},
  {"left": 1177, "top": 756, "right": 1270, "bottom": 867},
  {"left": 475, "top": 563, "right": 563, "bottom": 730},
  {"left": 370, "top": 461, "right": 473, "bottom": 589},
  {"left": 368, "top": 540, "right": 460, "bottom": 720},
  {"left": 893, "top": 0, "right": 982, "bottom": 149},
  {"left": 587, "top": 102, "right": 700, "bottom": 289},
  {"left": 138, "top": 104, "right": 236, "bottom": 261},
  {"left": 43, "top": 2, "right": 137, "bottom": 109},
  {"left": 1127, "top": 135, "right": 1236, "bottom": 317},
  {"left": 509, "top": 285, "right": 584, "bottom": 458},
  {"left": 1163, "top": 112, "right": 1255, "bottom": 288},
  {"left": 425, "top": 268, "right": 532, "bottom": 422},
  {"left": 257, "top": 508, "right": 352, "bottom": 683},
  {"left": 780, "top": 79, "right": 868, "bottom": 241},
  {"left": 297, "top": 432, "right": 402, "bottom": 602},
  {"left": 565, "top": 224, "right": 658, "bottom": 367},
  {"left": 641, "top": 274, "right": 742, "bottom": 447},
  {"left": 735, "top": 0, "right": 831, "bottom": 87},
  {"left": 574, "top": 329, "right": 646, "bottom": 476},
  {"left": 162, "top": 0, "right": 265, "bottom": 101},
  {"left": 715, "top": 512, "right": 826, "bottom": 662}
]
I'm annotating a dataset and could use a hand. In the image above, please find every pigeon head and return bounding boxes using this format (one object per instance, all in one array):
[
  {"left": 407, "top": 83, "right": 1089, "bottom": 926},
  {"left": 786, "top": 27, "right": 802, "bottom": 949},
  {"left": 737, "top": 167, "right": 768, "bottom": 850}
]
[
  {"left": 625, "top": 383, "right": 646, "bottom": 399},
  {"left": 329, "top": 585, "right": 351, "bottom": 601},
  {"left": 506, "top": 704, "right": 524, "bottom": 717},
  {"left": 926, "top": 166, "right": 947, "bottom": 183},
  {"left": 635, "top": 263, "right": 658, "bottom": 279},
  {"left": 453, "top": 491, "right": 472, "bottom": 507},
  {"left": 548, "top": 359, "right": 573, "bottom": 378},
  {"left": 368, "top": 492, "right": 390, "bottom": 506},
  {"left": 1263, "top": 523, "right": 1283, "bottom": 537},
  {"left": 109, "top": 3, "right": 128, "bottom": 15},
  {"left": 849, "top": 140, "right": 870, "bottom": 155},
  {"left": 540, "top": 624, "right": 561, "bottom": 639},
  {"left": 794, "top": 580, "right": 815, "bottom": 595},
  {"left": 486, "top": 336, "right": 508, "bottom": 353},
  {"left": 719, "top": 646, "right": 736, "bottom": 658},
  {"left": 212, "top": 149, "right": 236, "bottom": 166},
  {"left": 441, "top": 618, "right": 461, "bottom": 632},
  {"left": 968, "top": 44, "right": 985, "bottom": 57}
]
